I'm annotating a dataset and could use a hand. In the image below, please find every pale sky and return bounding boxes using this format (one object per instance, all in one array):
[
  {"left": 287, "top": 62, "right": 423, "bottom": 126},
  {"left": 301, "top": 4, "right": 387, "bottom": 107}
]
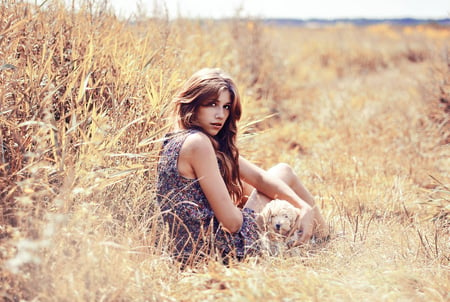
[{"left": 108, "top": 0, "right": 450, "bottom": 19}]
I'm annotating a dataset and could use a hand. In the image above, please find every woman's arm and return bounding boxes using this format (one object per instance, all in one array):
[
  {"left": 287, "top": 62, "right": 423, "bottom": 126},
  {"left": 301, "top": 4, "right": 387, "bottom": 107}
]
[{"left": 179, "top": 132, "right": 243, "bottom": 233}]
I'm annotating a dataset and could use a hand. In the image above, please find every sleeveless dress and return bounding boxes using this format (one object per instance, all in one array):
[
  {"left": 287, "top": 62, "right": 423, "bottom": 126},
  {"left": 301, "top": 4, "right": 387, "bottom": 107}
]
[{"left": 156, "top": 129, "right": 260, "bottom": 263}]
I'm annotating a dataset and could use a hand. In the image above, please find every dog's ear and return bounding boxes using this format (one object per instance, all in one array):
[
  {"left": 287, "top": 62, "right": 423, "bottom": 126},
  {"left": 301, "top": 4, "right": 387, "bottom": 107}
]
[
  {"left": 265, "top": 209, "right": 273, "bottom": 228},
  {"left": 266, "top": 208, "right": 272, "bottom": 222},
  {"left": 257, "top": 208, "right": 272, "bottom": 232},
  {"left": 256, "top": 209, "right": 270, "bottom": 232},
  {"left": 287, "top": 208, "right": 303, "bottom": 238},
  {"left": 256, "top": 213, "right": 265, "bottom": 231}
]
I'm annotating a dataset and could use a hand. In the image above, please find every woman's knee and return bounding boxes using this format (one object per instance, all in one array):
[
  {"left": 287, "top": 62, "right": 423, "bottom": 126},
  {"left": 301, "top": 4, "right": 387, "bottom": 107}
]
[
  {"left": 268, "top": 163, "right": 296, "bottom": 183},
  {"left": 269, "top": 162, "right": 294, "bottom": 175}
]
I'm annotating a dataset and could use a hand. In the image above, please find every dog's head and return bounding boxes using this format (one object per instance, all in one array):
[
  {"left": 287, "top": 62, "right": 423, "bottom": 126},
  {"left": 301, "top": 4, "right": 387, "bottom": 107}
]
[{"left": 257, "top": 199, "right": 301, "bottom": 237}]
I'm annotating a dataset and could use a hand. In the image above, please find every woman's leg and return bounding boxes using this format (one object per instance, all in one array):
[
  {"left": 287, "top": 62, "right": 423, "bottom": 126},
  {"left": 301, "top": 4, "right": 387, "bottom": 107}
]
[
  {"left": 243, "top": 188, "right": 271, "bottom": 213},
  {"left": 244, "top": 163, "right": 329, "bottom": 237},
  {"left": 269, "top": 163, "right": 328, "bottom": 237}
]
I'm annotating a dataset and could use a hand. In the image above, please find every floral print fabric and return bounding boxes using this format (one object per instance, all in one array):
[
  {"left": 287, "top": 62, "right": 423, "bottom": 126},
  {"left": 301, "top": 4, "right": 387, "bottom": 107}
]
[{"left": 156, "top": 129, "right": 260, "bottom": 263}]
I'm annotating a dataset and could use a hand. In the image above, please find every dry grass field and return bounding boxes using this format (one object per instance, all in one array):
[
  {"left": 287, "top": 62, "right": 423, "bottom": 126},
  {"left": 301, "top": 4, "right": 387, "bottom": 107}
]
[{"left": 1, "top": 1, "right": 449, "bottom": 301}]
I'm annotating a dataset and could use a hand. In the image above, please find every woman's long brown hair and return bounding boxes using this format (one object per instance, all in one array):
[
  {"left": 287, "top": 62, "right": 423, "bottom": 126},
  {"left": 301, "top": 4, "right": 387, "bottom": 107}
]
[{"left": 172, "top": 68, "right": 244, "bottom": 206}]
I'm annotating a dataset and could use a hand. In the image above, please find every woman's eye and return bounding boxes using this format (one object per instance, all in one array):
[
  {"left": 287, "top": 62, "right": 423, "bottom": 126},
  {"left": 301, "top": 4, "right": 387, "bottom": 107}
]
[{"left": 224, "top": 105, "right": 231, "bottom": 110}]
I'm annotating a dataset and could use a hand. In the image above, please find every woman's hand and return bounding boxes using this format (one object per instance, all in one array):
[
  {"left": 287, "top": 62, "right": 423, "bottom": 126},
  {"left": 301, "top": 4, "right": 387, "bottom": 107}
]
[{"left": 297, "top": 204, "right": 315, "bottom": 243}]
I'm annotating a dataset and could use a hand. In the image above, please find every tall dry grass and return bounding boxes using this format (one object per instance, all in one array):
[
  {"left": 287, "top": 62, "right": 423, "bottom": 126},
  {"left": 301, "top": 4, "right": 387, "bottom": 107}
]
[{"left": 0, "top": 1, "right": 449, "bottom": 301}]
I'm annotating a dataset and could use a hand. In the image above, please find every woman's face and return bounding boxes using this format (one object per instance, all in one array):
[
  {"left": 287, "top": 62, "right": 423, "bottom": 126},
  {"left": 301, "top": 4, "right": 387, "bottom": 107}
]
[{"left": 194, "top": 90, "right": 231, "bottom": 136}]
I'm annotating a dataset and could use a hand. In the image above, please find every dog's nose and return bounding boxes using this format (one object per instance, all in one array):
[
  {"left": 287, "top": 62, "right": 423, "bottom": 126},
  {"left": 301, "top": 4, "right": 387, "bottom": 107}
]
[{"left": 275, "top": 223, "right": 281, "bottom": 230}]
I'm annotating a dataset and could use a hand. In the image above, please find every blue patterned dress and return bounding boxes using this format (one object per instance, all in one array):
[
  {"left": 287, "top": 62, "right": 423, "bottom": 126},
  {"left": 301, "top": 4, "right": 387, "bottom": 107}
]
[{"left": 156, "top": 129, "right": 260, "bottom": 263}]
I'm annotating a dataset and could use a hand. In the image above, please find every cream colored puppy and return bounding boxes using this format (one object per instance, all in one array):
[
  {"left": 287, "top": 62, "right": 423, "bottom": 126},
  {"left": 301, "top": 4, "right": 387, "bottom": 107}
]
[{"left": 257, "top": 199, "right": 302, "bottom": 245}]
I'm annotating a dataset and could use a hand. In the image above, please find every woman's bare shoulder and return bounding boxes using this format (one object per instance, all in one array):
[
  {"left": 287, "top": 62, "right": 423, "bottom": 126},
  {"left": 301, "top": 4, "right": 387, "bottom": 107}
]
[
  {"left": 179, "top": 131, "right": 216, "bottom": 166},
  {"left": 178, "top": 131, "right": 215, "bottom": 178},
  {"left": 182, "top": 131, "right": 214, "bottom": 152}
]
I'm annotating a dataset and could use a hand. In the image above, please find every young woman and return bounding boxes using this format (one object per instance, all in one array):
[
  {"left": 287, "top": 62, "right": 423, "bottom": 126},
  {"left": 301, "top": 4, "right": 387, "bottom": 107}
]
[{"left": 156, "top": 68, "right": 328, "bottom": 265}]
